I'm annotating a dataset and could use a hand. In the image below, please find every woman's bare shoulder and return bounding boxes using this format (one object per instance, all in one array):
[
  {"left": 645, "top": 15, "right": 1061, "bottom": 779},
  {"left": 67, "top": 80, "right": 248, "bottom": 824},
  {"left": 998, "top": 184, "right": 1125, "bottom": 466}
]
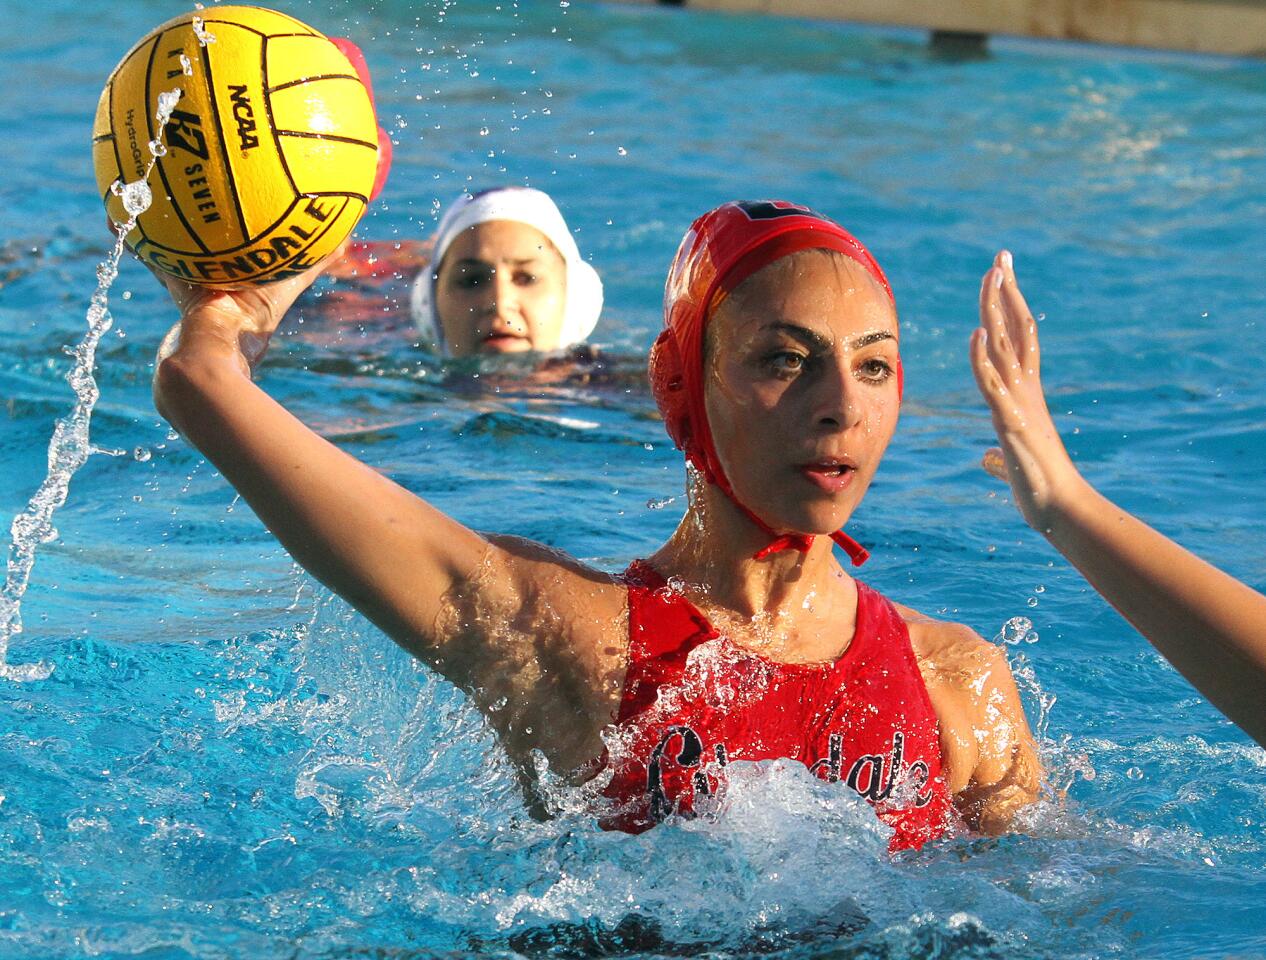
[
  {"left": 891, "top": 598, "right": 1040, "bottom": 821},
  {"left": 482, "top": 534, "right": 628, "bottom": 610},
  {"left": 477, "top": 533, "right": 631, "bottom": 674},
  {"left": 436, "top": 533, "right": 631, "bottom": 770},
  {"left": 892, "top": 600, "right": 1000, "bottom": 679}
]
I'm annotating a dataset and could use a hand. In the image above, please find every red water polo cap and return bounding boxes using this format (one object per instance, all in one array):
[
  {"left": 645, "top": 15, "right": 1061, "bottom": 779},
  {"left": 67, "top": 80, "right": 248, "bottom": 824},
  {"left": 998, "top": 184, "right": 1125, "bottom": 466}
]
[
  {"left": 329, "top": 37, "right": 393, "bottom": 203},
  {"left": 649, "top": 200, "right": 899, "bottom": 565}
]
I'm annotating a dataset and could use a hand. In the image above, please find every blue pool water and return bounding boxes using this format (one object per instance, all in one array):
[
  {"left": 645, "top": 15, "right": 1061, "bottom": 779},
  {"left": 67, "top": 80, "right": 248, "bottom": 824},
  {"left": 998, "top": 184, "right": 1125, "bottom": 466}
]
[{"left": 2, "top": 1, "right": 1265, "bottom": 956}]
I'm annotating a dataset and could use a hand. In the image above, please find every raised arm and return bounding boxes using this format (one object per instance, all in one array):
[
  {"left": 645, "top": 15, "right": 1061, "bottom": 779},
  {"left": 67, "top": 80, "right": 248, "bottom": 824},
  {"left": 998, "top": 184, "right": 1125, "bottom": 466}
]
[
  {"left": 971, "top": 250, "right": 1266, "bottom": 748},
  {"left": 151, "top": 263, "right": 626, "bottom": 767},
  {"left": 153, "top": 261, "right": 494, "bottom": 647}
]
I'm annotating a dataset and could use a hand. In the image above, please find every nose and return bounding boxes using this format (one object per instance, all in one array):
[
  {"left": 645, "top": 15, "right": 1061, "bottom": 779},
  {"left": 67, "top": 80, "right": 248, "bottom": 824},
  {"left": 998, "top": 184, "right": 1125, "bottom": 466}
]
[
  {"left": 811, "top": 353, "right": 863, "bottom": 432},
  {"left": 481, "top": 269, "right": 526, "bottom": 333}
]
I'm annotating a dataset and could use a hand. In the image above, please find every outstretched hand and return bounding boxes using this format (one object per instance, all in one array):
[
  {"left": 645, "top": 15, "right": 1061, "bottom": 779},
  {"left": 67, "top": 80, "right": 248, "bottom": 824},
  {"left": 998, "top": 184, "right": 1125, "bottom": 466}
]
[{"left": 970, "top": 251, "right": 1083, "bottom": 532}]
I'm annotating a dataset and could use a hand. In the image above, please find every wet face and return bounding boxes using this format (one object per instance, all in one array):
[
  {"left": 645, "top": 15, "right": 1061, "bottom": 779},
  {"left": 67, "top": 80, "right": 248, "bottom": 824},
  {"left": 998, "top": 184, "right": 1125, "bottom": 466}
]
[
  {"left": 433, "top": 220, "right": 568, "bottom": 356},
  {"left": 703, "top": 250, "right": 900, "bottom": 537}
]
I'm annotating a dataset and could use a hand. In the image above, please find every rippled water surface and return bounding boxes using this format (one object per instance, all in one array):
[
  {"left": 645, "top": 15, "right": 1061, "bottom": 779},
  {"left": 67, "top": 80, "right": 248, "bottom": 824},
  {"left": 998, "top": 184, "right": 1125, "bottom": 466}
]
[{"left": 1, "top": 1, "right": 1264, "bottom": 957}]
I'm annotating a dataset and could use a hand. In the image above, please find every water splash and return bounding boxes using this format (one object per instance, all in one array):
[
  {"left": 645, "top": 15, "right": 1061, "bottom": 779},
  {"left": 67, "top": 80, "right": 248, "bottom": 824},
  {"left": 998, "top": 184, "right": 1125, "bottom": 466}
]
[
  {"left": 190, "top": 16, "right": 216, "bottom": 47},
  {"left": 995, "top": 614, "right": 1038, "bottom": 645},
  {"left": 0, "top": 87, "right": 183, "bottom": 682}
]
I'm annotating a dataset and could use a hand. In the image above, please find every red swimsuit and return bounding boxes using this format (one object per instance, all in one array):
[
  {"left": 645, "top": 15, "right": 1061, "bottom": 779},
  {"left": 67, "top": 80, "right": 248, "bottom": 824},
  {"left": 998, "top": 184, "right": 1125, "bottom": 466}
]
[{"left": 600, "top": 561, "right": 954, "bottom": 851}]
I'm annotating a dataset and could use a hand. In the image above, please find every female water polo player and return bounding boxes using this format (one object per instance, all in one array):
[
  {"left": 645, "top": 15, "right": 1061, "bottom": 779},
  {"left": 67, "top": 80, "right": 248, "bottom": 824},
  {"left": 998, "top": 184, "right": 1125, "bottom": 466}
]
[
  {"left": 973, "top": 251, "right": 1266, "bottom": 749},
  {"left": 326, "top": 187, "right": 603, "bottom": 357},
  {"left": 153, "top": 200, "right": 1043, "bottom": 851}
]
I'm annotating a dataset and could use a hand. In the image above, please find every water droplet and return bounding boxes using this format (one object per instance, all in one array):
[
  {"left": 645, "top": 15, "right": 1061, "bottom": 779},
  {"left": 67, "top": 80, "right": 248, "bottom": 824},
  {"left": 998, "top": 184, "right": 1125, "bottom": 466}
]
[
  {"left": 1126, "top": 766, "right": 1144, "bottom": 780},
  {"left": 156, "top": 89, "right": 182, "bottom": 123},
  {"left": 996, "top": 616, "right": 1033, "bottom": 645},
  {"left": 133, "top": 447, "right": 152, "bottom": 463},
  {"left": 148, "top": 139, "right": 167, "bottom": 158},
  {"left": 1069, "top": 752, "right": 1096, "bottom": 781},
  {"left": 646, "top": 496, "right": 677, "bottom": 511},
  {"left": 180, "top": 54, "right": 194, "bottom": 76},
  {"left": 617, "top": 146, "right": 627, "bottom": 156},
  {"left": 191, "top": 17, "right": 216, "bottom": 46},
  {"left": 478, "top": 126, "right": 490, "bottom": 136},
  {"left": 1034, "top": 585, "right": 1045, "bottom": 594},
  {"left": 120, "top": 180, "right": 153, "bottom": 217},
  {"left": 1026, "top": 596, "right": 1038, "bottom": 608}
]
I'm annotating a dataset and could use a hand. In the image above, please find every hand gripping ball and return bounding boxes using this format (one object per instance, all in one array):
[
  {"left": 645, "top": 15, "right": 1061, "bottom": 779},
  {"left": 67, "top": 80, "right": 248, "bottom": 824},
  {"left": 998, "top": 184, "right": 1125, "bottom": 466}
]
[{"left": 91, "top": 5, "right": 390, "bottom": 286}]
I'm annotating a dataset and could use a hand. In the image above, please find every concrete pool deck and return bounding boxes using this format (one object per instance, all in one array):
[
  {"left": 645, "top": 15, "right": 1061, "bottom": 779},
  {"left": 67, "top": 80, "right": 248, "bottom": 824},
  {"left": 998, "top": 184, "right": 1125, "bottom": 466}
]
[{"left": 606, "top": 0, "right": 1266, "bottom": 57}]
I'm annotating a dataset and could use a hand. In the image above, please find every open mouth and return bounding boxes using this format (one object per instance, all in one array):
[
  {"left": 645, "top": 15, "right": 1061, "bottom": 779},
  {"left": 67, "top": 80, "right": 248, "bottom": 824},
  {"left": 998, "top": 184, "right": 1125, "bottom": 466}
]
[{"left": 799, "top": 460, "right": 857, "bottom": 492}]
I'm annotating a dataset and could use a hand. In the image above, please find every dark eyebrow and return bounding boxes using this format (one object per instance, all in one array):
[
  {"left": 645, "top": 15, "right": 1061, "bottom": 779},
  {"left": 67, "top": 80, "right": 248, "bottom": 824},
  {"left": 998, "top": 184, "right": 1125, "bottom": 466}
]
[
  {"left": 767, "top": 323, "right": 896, "bottom": 351},
  {"left": 453, "top": 257, "right": 539, "bottom": 269},
  {"left": 852, "top": 330, "right": 897, "bottom": 350},
  {"left": 767, "top": 322, "right": 831, "bottom": 351}
]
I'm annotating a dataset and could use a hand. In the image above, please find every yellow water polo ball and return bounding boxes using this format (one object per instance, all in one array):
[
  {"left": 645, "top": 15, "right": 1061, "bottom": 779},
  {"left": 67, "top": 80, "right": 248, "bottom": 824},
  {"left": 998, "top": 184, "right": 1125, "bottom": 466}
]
[{"left": 92, "top": 5, "right": 385, "bottom": 286}]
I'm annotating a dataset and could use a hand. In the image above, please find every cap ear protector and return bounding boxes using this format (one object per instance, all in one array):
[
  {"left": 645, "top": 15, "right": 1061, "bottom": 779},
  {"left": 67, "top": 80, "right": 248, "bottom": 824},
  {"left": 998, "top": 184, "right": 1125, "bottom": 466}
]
[{"left": 648, "top": 327, "right": 691, "bottom": 460}]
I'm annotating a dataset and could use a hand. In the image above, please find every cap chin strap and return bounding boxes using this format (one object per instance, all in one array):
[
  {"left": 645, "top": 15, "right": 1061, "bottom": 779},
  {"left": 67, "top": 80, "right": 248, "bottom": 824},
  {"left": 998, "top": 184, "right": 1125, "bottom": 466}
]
[{"left": 718, "top": 480, "right": 870, "bottom": 566}]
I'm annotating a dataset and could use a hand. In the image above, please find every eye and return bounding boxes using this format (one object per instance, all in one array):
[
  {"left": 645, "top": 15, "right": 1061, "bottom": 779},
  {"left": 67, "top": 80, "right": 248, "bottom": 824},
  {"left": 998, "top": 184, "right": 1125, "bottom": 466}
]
[
  {"left": 455, "top": 268, "right": 491, "bottom": 290},
  {"left": 766, "top": 351, "right": 808, "bottom": 376},
  {"left": 858, "top": 357, "right": 895, "bottom": 383},
  {"left": 513, "top": 271, "right": 539, "bottom": 286}
]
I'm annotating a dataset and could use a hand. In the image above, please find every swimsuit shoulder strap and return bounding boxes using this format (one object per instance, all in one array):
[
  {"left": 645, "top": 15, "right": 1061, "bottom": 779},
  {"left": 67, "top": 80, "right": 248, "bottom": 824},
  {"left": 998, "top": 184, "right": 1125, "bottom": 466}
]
[
  {"left": 848, "top": 579, "right": 943, "bottom": 736},
  {"left": 846, "top": 579, "right": 918, "bottom": 671},
  {"left": 618, "top": 560, "right": 720, "bottom": 721},
  {"left": 622, "top": 560, "right": 718, "bottom": 662},
  {"left": 623, "top": 558, "right": 665, "bottom": 591}
]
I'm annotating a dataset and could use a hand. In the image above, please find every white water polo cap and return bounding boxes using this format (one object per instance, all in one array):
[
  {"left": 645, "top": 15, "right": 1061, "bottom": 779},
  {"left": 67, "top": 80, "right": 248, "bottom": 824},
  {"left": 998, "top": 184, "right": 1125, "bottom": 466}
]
[{"left": 410, "top": 187, "right": 604, "bottom": 353}]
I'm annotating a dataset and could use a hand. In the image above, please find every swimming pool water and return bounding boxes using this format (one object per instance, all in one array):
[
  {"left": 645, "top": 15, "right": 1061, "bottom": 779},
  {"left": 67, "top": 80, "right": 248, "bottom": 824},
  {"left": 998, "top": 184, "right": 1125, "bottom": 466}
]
[{"left": 1, "top": 1, "right": 1264, "bottom": 956}]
